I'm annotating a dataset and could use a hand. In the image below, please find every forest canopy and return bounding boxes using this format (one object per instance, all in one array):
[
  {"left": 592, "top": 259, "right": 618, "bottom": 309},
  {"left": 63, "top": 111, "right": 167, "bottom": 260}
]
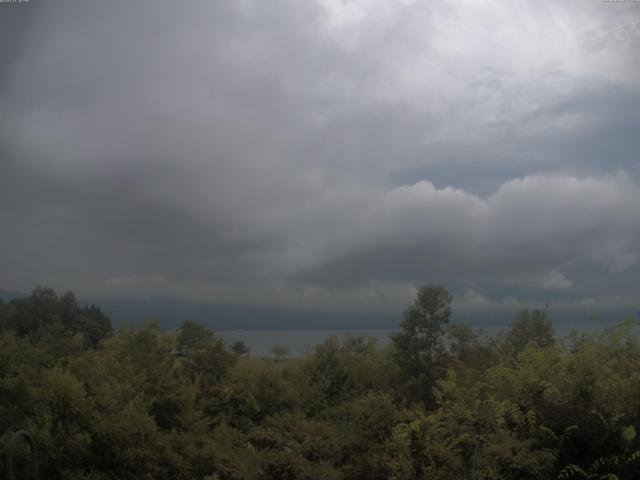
[{"left": 1, "top": 286, "right": 639, "bottom": 480}]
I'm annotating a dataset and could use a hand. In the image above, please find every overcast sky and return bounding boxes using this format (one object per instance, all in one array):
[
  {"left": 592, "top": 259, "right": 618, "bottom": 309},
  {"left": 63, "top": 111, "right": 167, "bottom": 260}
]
[{"left": 1, "top": 0, "right": 639, "bottom": 319}]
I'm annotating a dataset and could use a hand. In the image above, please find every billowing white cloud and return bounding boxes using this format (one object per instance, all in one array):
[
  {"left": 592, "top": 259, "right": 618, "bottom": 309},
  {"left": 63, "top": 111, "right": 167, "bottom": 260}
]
[{"left": 294, "top": 173, "right": 640, "bottom": 289}]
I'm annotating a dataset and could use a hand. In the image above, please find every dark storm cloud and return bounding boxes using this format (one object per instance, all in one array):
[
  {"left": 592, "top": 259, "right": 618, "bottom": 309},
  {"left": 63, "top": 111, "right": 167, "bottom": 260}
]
[{"left": 1, "top": 0, "right": 639, "bottom": 313}]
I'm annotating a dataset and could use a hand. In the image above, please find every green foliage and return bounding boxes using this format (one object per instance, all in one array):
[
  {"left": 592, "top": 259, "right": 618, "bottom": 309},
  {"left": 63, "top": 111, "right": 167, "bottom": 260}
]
[
  {"left": 303, "top": 335, "right": 399, "bottom": 408},
  {"left": 269, "top": 344, "right": 289, "bottom": 360},
  {"left": 497, "top": 308, "right": 555, "bottom": 356},
  {"left": 391, "top": 285, "right": 452, "bottom": 404},
  {"left": 0, "top": 286, "right": 112, "bottom": 347},
  {"left": 176, "top": 319, "right": 236, "bottom": 387},
  {"left": 448, "top": 323, "right": 496, "bottom": 374},
  {"left": 230, "top": 340, "right": 251, "bottom": 356},
  {"left": 249, "top": 413, "right": 341, "bottom": 479},
  {"left": 1, "top": 286, "right": 639, "bottom": 480},
  {"left": 176, "top": 319, "right": 215, "bottom": 354}
]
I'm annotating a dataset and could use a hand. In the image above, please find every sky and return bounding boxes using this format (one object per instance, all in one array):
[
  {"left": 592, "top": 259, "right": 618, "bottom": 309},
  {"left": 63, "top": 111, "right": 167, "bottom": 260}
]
[{"left": 1, "top": 0, "right": 639, "bottom": 324}]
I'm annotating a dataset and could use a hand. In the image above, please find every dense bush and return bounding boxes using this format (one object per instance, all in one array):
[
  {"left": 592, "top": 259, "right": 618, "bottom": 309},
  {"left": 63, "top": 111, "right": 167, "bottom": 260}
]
[{"left": 1, "top": 286, "right": 638, "bottom": 479}]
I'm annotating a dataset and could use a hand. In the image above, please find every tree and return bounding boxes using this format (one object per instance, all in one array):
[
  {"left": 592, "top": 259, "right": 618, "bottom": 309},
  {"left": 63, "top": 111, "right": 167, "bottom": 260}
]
[
  {"left": 391, "top": 285, "right": 452, "bottom": 404},
  {"left": 270, "top": 344, "right": 289, "bottom": 361},
  {"left": 231, "top": 340, "right": 251, "bottom": 356},
  {"left": 78, "top": 303, "right": 113, "bottom": 346},
  {"left": 176, "top": 319, "right": 214, "bottom": 355},
  {"left": 176, "top": 320, "right": 235, "bottom": 387},
  {"left": 2, "top": 287, "right": 112, "bottom": 347},
  {"left": 448, "top": 324, "right": 496, "bottom": 372},
  {"left": 5, "top": 286, "right": 59, "bottom": 339},
  {"left": 501, "top": 308, "right": 555, "bottom": 355}
]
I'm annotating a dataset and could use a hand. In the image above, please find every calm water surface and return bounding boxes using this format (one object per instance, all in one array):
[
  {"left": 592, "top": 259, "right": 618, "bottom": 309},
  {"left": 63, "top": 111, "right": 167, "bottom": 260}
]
[{"left": 219, "top": 322, "right": 618, "bottom": 357}]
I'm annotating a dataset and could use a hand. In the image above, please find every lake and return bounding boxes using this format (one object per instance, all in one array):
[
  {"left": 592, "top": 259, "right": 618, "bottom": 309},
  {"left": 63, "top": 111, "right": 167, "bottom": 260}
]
[{"left": 219, "top": 321, "right": 622, "bottom": 357}]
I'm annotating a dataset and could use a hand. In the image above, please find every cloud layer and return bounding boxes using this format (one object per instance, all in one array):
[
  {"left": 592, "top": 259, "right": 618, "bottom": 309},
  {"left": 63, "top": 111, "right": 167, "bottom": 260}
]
[{"left": 1, "top": 0, "right": 639, "bottom": 317}]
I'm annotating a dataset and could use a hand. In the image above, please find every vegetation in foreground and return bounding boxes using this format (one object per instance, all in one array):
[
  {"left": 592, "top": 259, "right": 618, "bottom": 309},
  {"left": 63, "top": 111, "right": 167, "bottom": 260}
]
[{"left": 1, "top": 286, "right": 639, "bottom": 479}]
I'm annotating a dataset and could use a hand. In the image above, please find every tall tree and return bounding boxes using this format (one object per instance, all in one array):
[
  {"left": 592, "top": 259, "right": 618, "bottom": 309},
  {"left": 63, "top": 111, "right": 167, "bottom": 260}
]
[
  {"left": 500, "top": 308, "right": 555, "bottom": 355},
  {"left": 391, "top": 285, "right": 452, "bottom": 403},
  {"left": 2, "top": 286, "right": 112, "bottom": 346},
  {"left": 176, "top": 319, "right": 214, "bottom": 355},
  {"left": 176, "top": 319, "right": 235, "bottom": 387}
]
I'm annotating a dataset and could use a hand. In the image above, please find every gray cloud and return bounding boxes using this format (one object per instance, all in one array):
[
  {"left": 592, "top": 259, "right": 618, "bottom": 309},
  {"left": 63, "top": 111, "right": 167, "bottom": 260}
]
[{"left": 1, "top": 0, "right": 639, "bottom": 317}]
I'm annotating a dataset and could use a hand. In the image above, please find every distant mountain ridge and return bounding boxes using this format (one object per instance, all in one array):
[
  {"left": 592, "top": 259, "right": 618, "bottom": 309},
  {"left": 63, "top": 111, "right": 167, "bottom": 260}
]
[
  {"left": 87, "top": 297, "right": 635, "bottom": 332},
  {"left": 91, "top": 297, "right": 399, "bottom": 331},
  {"left": 1, "top": 288, "right": 634, "bottom": 332}
]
